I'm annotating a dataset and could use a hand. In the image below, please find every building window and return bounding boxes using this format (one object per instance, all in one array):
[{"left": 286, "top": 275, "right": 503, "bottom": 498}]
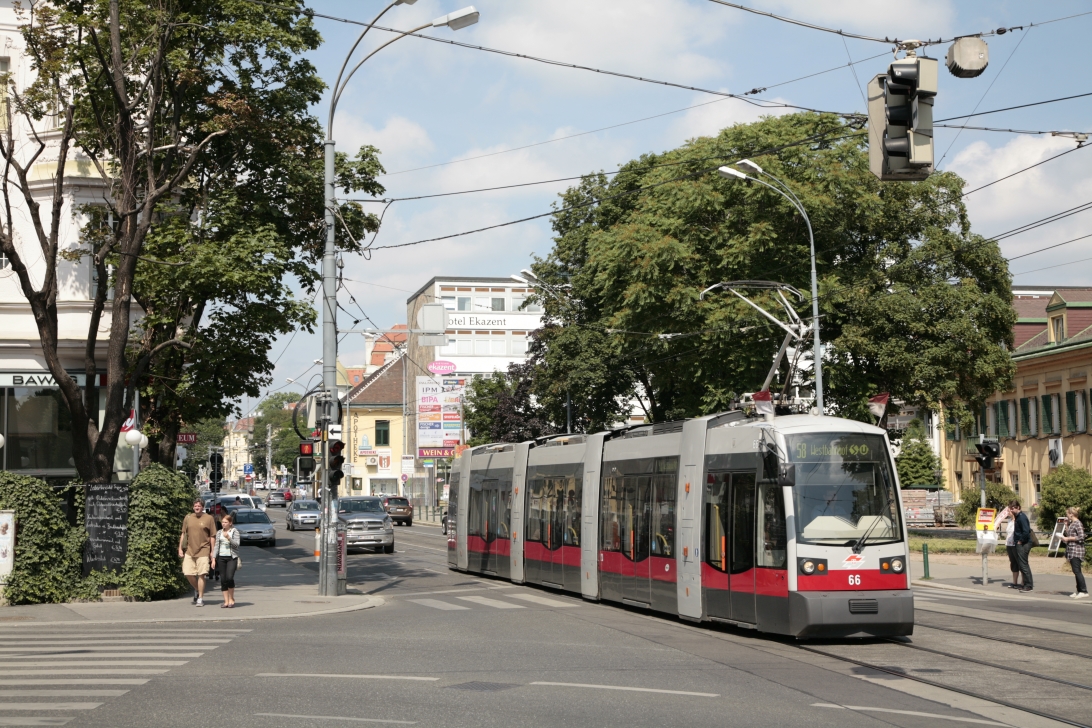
[
  {"left": 0, "top": 251, "right": 9, "bottom": 270},
  {"left": 441, "top": 296, "right": 456, "bottom": 311},
  {"left": 0, "top": 58, "right": 8, "bottom": 133},
  {"left": 1066, "top": 390, "right": 1087, "bottom": 434},
  {"left": 1019, "top": 396, "right": 1037, "bottom": 436},
  {"left": 456, "top": 338, "right": 471, "bottom": 355},
  {"left": 490, "top": 338, "right": 506, "bottom": 356},
  {"left": 1050, "top": 315, "right": 1065, "bottom": 343},
  {"left": 1041, "top": 393, "right": 1061, "bottom": 435},
  {"left": 440, "top": 336, "right": 457, "bottom": 356},
  {"left": 457, "top": 297, "right": 471, "bottom": 311},
  {"left": 1031, "top": 471, "right": 1042, "bottom": 502},
  {"left": 511, "top": 335, "right": 528, "bottom": 356},
  {"left": 375, "top": 420, "right": 390, "bottom": 447},
  {"left": 1009, "top": 471, "right": 1019, "bottom": 492},
  {"left": 473, "top": 338, "right": 490, "bottom": 356}
]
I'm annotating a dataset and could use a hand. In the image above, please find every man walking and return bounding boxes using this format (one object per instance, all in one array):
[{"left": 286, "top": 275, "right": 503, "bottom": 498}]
[
  {"left": 178, "top": 498, "right": 217, "bottom": 607},
  {"left": 1010, "top": 500, "right": 1034, "bottom": 593}
]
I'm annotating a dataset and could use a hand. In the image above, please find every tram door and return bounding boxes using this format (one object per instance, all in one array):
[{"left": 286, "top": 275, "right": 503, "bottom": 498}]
[
  {"left": 705, "top": 472, "right": 757, "bottom": 623},
  {"left": 623, "top": 475, "right": 652, "bottom": 605}
]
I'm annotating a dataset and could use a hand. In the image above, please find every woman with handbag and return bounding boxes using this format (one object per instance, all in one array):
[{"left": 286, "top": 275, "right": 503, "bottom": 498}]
[{"left": 215, "top": 513, "right": 241, "bottom": 608}]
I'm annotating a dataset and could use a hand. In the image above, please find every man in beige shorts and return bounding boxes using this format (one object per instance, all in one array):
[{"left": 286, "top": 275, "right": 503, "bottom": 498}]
[{"left": 179, "top": 498, "right": 217, "bottom": 607}]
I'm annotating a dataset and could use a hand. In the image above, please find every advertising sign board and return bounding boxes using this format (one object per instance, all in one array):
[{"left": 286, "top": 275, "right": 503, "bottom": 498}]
[
  {"left": 416, "top": 375, "right": 467, "bottom": 457},
  {"left": 0, "top": 511, "right": 14, "bottom": 585},
  {"left": 84, "top": 484, "right": 129, "bottom": 577},
  {"left": 975, "top": 508, "right": 997, "bottom": 532}
]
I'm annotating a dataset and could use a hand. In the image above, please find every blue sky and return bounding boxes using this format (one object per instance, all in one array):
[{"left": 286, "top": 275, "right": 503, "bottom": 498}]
[{"left": 248, "top": 0, "right": 1092, "bottom": 415}]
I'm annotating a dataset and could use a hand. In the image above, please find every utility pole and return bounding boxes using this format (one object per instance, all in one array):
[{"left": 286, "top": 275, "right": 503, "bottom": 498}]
[
  {"left": 266, "top": 424, "right": 272, "bottom": 490},
  {"left": 317, "top": 390, "right": 337, "bottom": 596}
]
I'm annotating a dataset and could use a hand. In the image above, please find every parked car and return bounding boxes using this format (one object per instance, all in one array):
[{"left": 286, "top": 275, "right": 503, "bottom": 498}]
[
  {"left": 233, "top": 508, "right": 276, "bottom": 546},
  {"left": 267, "top": 489, "right": 293, "bottom": 507},
  {"left": 337, "top": 497, "right": 394, "bottom": 553},
  {"left": 380, "top": 496, "right": 413, "bottom": 526},
  {"left": 286, "top": 500, "right": 321, "bottom": 531}
]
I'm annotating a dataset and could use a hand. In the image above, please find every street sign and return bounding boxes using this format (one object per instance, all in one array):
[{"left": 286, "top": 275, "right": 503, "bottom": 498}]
[
  {"left": 243, "top": 463, "right": 254, "bottom": 475},
  {"left": 401, "top": 474, "right": 408, "bottom": 483},
  {"left": 423, "top": 459, "right": 434, "bottom": 467},
  {"left": 177, "top": 432, "right": 197, "bottom": 444},
  {"left": 975, "top": 508, "right": 996, "bottom": 532}
]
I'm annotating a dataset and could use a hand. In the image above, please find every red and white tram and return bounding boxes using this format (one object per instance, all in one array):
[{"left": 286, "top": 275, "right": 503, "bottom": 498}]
[{"left": 447, "top": 412, "right": 913, "bottom": 638}]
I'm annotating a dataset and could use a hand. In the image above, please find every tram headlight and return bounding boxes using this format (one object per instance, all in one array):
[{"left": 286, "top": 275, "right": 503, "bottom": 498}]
[
  {"left": 891, "top": 558, "right": 904, "bottom": 573},
  {"left": 798, "top": 557, "right": 827, "bottom": 576},
  {"left": 880, "top": 557, "right": 905, "bottom": 574},
  {"left": 801, "top": 560, "right": 816, "bottom": 575}
]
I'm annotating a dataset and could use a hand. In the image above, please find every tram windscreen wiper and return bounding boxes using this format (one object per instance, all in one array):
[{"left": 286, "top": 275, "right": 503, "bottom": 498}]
[
  {"left": 851, "top": 514, "right": 883, "bottom": 554},
  {"left": 851, "top": 465, "right": 893, "bottom": 554}
]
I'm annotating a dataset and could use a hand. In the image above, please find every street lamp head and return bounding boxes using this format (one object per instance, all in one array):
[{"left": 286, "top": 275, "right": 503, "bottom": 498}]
[
  {"left": 286, "top": 378, "right": 294, "bottom": 383},
  {"left": 736, "top": 159, "right": 763, "bottom": 176},
  {"left": 124, "top": 429, "right": 143, "bottom": 446},
  {"left": 394, "top": 0, "right": 418, "bottom": 4},
  {"left": 433, "top": 6, "right": 479, "bottom": 30},
  {"left": 510, "top": 274, "right": 529, "bottom": 284},
  {"left": 717, "top": 166, "right": 749, "bottom": 181},
  {"left": 519, "top": 268, "right": 539, "bottom": 280}
]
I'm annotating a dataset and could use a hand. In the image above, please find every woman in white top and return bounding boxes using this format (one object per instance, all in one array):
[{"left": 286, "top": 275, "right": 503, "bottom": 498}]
[{"left": 215, "top": 514, "right": 241, "bottom": 608}]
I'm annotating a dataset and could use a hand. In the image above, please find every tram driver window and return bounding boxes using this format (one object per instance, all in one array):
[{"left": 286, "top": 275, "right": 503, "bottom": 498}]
[{"left": 705, "top": 473, "right": 729, "bottom": 572}]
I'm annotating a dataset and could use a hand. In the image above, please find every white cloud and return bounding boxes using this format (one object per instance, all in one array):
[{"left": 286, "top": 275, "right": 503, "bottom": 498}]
[
  {"left": 334, "top": 113, "right": 434, "bottom": 172},
  {"left": 948, "top": 133, "right": 1092, "bottom": 283},
  {"left": 665, "top": 93, "right": 794, "bottom": 144},
  {"left": 763, "top": 0, "right": 957, "bottom": 39}
]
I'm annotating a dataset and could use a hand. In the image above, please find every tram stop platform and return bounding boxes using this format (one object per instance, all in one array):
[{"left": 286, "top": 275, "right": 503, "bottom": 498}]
[{"left": 910, "top": 551, "right": 1090, "bottom": 604}]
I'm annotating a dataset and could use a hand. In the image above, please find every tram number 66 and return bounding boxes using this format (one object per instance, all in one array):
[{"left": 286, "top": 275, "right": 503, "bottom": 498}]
[{"left": 847, "top": 574, "right": 861, "bottom": 586}]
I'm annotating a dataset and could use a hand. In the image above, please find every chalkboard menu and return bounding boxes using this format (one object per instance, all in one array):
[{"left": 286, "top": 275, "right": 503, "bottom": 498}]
[{"left": 84, "top": 484, "right": 129, "bottom": 577}]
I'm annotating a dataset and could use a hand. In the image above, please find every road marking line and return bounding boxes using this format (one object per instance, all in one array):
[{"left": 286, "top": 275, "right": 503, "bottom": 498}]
[
  {"left": 2, "top": 653, "right": 205, "bottom": 659},
  {"left": 0, "top": 630, "right": 249, "bottom": 636},
  {"left": 255, "top": 713, "right": 415, "bottom": 724},
  {"left": 2, "top": 662, "right": 187, "bottom": 668},
  {"left": 529, "top": 682, "right": 717, "bottom": 697},
  {"left": 0, "top": 639, "right": 233, "bottom": 645},
  {"left": 394, "top": 543, "right": 447, "bottom": 553},
  {"left": 0, "top": 691, "right": 129, "bottom": 697},
  {"left": 0, "top": 680, "right": 149, "bottom": 686},
  {"left": 0, "top": 670, "right": 170, "bottom": 676},
  {"left": 407, "top": 599, "right": 469, "bottom": 611},
  {"left": 0, "top": 703, "right": 103, "bottom": 710},
  {"left": 0, "top": 718, "right": 74, "bottom": 726},
  {"left": 456, "top": 596, "right": 524, "bottom": 610},
  {"left": 504, "top": 593, "right": 578, "bottom": 608},
  {"left": 812, "top": 704, "right": 1006, "bottom": 725},
  {"left": 0, "top": 647, "right": 213, "bottom": 653},
  {"left": 255, "top": 674, "right": 438, "bottom": 681}
]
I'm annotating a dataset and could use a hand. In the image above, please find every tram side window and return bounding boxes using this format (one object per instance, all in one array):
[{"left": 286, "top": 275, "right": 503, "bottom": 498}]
[
  {"left": 500, "top": 487, "right": 512, "bottom": 540},
  {"left": 756, "top": 481, "right": 787, "bottom": 569},
  {"left": 730, "top": 473, "right": 756, "bottom": 574},
  {"left": 651, "top": 473, "right": 675, "bottom": 557},
  {"left": 705, "top": 473, "right": 729, "bottom": 572},
  {"left": 527, "top": 479, "right": 544, "bottom": 544},
  {"left": 467, "top": 487, "right": 483, "bottom": 538},
  {"left": 601, "top": 476, "right": 623, "bottom": 552}
]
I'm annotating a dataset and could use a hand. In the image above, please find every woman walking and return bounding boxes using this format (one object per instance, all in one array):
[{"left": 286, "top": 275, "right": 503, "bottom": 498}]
[
  {"left": 215, "top": 513, "right": 241, "bottom": 608},
  {"left": 1060, "top": 507, "right": 1088, "bottom": 599}
]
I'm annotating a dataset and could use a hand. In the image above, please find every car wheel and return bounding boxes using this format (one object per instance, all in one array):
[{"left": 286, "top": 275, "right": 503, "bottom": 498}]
[
  {"left": 287, "top": 522, "right": 293, "bottom": 531},
  {"left": 384, "top": 543, "right": 394, "bottom": 554},
  {"left": 406, "top": 519, "right": 412, "bottom": 527},
  {"left": 269, "top": 539, "right": 276, "bottom": 547}
]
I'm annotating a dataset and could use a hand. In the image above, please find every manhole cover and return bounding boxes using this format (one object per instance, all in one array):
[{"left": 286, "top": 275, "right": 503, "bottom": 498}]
[{"left": 446, "top": 682, "right": 520, "bottom": 692}]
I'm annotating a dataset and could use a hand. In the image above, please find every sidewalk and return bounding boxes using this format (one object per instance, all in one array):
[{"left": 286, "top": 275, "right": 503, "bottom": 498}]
[
  {"left": 910, "top": 551, "right": 1090, "bottom": 603},
  {"left": 0, "top": 545, "right": 382, "bottom": 624}
]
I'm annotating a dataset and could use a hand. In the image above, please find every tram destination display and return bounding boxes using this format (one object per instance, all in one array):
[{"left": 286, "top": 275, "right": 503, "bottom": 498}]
[{"left": 84, "top": 483, "right": 129, "bottom": 577}]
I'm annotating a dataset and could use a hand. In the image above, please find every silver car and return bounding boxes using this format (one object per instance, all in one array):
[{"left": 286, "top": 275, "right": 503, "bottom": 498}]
[
  {"left": 286, "top": 500, "right": 321, "bottom": 531},
  {"left": 337, "top": 497, "right": 394, "bottom": 553},
  {"left": 233, "top": 508, "right": 276, "bottom": 547}
]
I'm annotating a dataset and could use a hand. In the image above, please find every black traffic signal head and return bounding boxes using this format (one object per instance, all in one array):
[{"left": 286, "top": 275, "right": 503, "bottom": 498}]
[
  {"left": 298, "top": 441, "right": 315, "bottom": 475},
  {"left": 869, "top": 55, "right": 938, "bottom": 181},
  {"left": 974, "top": 440, "right": 1001, "bottom": 470},
  {"left": 329, "top": 440, "right": 346, "bottom": 484}
]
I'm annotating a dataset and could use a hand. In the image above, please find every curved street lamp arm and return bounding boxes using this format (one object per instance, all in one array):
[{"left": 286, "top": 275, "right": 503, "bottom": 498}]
[
  {"left": 328, "top": 0, "right": 402, "bottom": 135},
  {"left": 331, "top": 22, "right": 433, "bottom": 133}
]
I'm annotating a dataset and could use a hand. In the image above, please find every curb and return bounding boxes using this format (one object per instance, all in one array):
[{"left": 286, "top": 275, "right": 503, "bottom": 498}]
[
  {"left": 912, "top": 579, "right": 1087, "bottom": 605},
  {"left": 0, "top": 595, "right": 385, "bottom": 626}
]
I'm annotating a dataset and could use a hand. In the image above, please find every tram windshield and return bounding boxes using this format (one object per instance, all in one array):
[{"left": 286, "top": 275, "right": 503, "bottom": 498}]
[{"left": 786, "top": 433, "right": 901, "bottom": 547}]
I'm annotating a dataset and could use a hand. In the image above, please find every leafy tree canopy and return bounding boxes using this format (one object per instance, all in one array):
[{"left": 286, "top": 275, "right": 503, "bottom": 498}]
[
  {"left": 895, "top": 419, "right": 943, "bottom": 488},
  {"left": 1038, "top": 464, "right": 1092, "bottom": 548},
  {"left": 251, "top": 392, "right": 301, "bottom": 478},
  {"left": 464, "top": 362, "right": 557, "bottom": 446},
  {"left": 526, "top": 112, "right": 1014, "bottom": 430}
]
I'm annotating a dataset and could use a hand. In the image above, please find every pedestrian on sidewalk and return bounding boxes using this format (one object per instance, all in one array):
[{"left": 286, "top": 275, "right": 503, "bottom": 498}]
[
  {"left": 1010, "top": 501, "right": 1034, "bottom": 593},
  {"left": 215, "top": 513, "right": 241, "bottom": 609},
  {"left": 993, "top": 504, "right": 1022, "bottom": 589},
  {"left": 178, "top": 498, "right": 216, "bottom": 607},
  {"left": 1060, "top": 506, "right": 1088, "bottom": 600}
]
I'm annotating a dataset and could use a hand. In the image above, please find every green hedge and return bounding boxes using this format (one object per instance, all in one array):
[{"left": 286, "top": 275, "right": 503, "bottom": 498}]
[
  {"left": 0, "top": 473, "right": 85, "bottom": 604},
  {"left": 118, "top": 464, "right": 197, "bottom": 601},
  {"left": 955, "top": 481, "right": 1019, "bottom": 527}
]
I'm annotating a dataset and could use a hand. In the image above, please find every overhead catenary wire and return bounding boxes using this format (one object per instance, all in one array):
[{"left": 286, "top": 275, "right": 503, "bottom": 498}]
[
  {"left": 935, "top": 91, "right": 1092, "bottom": 123},
  {"left": 704, "top": 0, "right": 1092, "bottom": 47}
]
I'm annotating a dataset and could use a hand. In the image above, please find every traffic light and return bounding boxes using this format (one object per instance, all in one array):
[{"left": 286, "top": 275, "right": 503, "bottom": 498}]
[
  {"left": 868, "top": 52, "right": 938, "bottom": 181},
  {"left": 297, "top": 441, "right": 315, "bottom": 482},
  {"left": 974, "top": 440, "right": 1001, "bottom": 470},
  {"left": 328, "top": 440, "right": 345, "bottom": 484},
  {"left": 209, "top": 452, "right": 224, "bottom": 493}
]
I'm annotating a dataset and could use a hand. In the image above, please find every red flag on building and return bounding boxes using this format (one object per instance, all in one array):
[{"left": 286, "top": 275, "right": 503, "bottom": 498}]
[{"left": 868, "top": 393, "right": 890, "bottom": 420}]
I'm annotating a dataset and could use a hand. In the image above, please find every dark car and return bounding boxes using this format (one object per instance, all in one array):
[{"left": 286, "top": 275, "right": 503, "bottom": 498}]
[{"left": 380, "top": 496, "right": 413, "bottom": 526}]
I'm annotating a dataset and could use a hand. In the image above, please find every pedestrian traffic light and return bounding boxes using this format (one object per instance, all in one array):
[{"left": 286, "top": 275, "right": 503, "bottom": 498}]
[
  {"left": 974, "top": 440, "right": 1001, "bottom": 470},
  {"left": 297, "top": 441, "right": 315, "bottom": 483},
  {"left": 868, "top": 50, "right": 938, "bottom": 181},
  {"left": 328, "top": 440, "right": 345, "bottom": 484}
]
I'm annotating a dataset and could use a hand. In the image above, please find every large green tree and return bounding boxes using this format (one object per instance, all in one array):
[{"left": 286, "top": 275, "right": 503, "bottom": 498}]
[
  {"left": 895, "top": 419, "right": 943, "bottom": 488},
  {"left": 524, "top": 112, "right": 1014, "bottom": 429},
  {"left": 250, "top": 392, "right": 301, "bottom": 479},
  {"left": 0, "top": 0, "right": 382, "bottom": 482}
]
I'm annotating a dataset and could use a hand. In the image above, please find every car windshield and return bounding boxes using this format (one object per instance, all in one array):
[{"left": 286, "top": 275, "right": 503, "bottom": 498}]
[
  {"left": 234, "top": 511, "right": 271, "bottom": 525},
  {"left": 339, "top": 499, "right": 384, "bottom": 513},
  {"left": 294, "top": 501, "right": 320, "bottom": 511},
  {"left": 787, "top": 433, "right": 901, "bottom": 546},
  {"left": 221, "top": 497, "right": 247, "bottom": 505},
  {"left": 387, "top": 498, "right": 409, "bottom": 506}
]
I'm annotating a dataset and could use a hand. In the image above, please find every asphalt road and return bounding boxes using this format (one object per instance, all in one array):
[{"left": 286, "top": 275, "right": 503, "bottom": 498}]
[{"left": 8, "top": 509, "right": 1090, "bottom": 728}]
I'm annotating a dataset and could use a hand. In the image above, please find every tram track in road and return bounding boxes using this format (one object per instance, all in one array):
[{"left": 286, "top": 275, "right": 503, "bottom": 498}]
[
  {"left": 796, "top": 644, "right": 1092, "bottom": 728},
  {"left": 915, "top": 621, "right": 1092, "bottom": 662}
]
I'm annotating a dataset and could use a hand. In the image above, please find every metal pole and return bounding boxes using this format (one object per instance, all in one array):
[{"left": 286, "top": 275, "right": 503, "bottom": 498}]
[
  {"left": 980, "top": 465, "right": 988, "bottom": 586},
  {"left": 566, "top": 390, "right": 571, "bottom": 433},
  {"left": 132, "top": 389, "right": 140, "bottom": 478},
  {"left": 803, "top": 209, "right": 822, "bottom": 414},
  {"left": 266, "top": 424, "right": 272, "bottom": 492}
]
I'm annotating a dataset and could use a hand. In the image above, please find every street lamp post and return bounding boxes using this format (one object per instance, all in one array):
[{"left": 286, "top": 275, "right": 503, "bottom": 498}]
[
  {"left": 318, "top": 2, "right": 480, "bottom": 596},
  {"left": 717, "top": 161, "right": 824, "bottom": 413}
]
